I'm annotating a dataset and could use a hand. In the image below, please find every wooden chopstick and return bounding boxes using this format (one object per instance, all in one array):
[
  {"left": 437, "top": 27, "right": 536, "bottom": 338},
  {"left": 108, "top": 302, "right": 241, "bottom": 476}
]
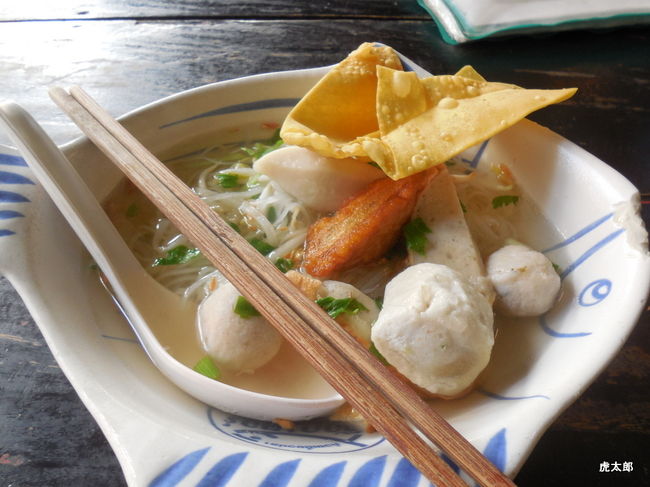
[{"left": 50, "top": 85, "right": 516, "bottom": 487}]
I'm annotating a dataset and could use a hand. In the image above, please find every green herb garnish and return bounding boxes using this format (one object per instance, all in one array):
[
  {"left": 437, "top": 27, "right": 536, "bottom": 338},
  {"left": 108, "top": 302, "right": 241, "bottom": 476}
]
[
  {"left": 228, "top": 221, "right": 241, "bottom": 233},
  {"left": 248, "top": 237, "right": 276, "bottom": 256},
  {"left": 403, "top": 217, "right": 431, "bottom": 255},
  {"left": 369, "top": 343, "right": 389, "bottom": 365},
  {"left": 193, "top": 356, "right": 221, "bottom": 380},
  {"left": 215, "top": 173, "right": 240, "bottom": 188},
  {"left": 275, "top": 258, "right": 294, "bottom": 273},
  {"left": 242, "top": 129, "right": 283, "bottom": 160},
  {"left": 316, "top": 296, "right": 368, "bottom": 319},
  {"left": 492, "top": 195, "right": 519, "bottom": 209},
  {"left": 266, "top": 206, "right": 277, "bottom": 223},
  {"left": 246, "top": 174, "right": 262, "bottom": 189},
  {"left": 153, "top": 245, "right": 201, "bottom": 266},
  {"left": 234, "top": 295, "right": 261, "bottom": 318},
  {"left": 552, "top": 262, "right": 562, "bottom": 276}
]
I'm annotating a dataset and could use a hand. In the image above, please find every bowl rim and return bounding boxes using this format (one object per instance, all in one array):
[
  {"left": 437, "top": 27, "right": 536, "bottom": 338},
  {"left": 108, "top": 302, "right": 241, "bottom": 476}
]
[{"left": 2, "top": 60, "right": 649, "bottom": 484}]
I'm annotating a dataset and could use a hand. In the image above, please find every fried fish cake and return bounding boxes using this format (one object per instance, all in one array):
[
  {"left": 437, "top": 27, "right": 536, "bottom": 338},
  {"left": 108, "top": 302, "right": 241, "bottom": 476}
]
[{"left": 303, "top": 167, "right": 438, "bottom": 278}]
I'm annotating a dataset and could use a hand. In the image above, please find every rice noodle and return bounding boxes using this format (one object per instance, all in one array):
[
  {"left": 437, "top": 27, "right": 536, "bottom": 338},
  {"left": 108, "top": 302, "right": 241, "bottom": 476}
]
[
  {"left": 451, "top": 160, "right": 521, "bottom": 258},
  {"left": 118, "top": 140, "right": 318, "bottom": 302},
  {"left": 112, "top": 140, "right": 522, "bottom": 304}
]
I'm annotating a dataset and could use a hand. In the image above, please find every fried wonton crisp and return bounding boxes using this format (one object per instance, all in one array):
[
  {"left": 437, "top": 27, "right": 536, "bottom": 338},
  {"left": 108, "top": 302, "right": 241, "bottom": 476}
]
[
  {"left": 281, "top": 43, "right": 577, "bottom": 180},
  {"left": 371, "top": 66, "right": 577, "bottom": 179},
  {"left": 280, "top": 42, "right": 403, "bottom": 159}
]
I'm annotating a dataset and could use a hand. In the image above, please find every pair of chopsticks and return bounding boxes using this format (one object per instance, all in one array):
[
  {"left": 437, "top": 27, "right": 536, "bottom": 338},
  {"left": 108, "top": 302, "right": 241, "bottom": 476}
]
[{"left": 49, "top": 86, "right": 516, "bottom": 487}]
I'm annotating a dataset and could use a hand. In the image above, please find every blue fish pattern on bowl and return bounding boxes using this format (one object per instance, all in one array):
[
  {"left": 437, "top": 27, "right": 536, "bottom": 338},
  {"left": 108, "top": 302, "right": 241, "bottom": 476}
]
[
  {"left": 0, "top": 153, "right": 32, "bottom": 237},
  {"left": 148, "top": 427, "right": 508, "bottom": 486}
]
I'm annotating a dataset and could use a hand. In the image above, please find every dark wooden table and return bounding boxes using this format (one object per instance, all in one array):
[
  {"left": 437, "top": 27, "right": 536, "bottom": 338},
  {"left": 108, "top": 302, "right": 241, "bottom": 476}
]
[{"left": 0, "top": 2, "right": 648, "bottom": 486}]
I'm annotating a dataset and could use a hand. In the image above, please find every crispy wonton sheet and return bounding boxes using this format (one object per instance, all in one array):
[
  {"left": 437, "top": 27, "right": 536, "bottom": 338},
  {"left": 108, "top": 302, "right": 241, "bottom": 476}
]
[{"left": 281, "top": 43, "right": 577, "bottom": 180}]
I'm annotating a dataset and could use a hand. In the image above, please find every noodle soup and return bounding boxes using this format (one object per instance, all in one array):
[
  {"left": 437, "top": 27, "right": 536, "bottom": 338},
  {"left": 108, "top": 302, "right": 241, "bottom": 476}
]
[
  {"left": 104, "top": 124, "right": 334, "bottom": 399},
  {"left": 104, "top": 125, "right": 560, "bottom": 401}
]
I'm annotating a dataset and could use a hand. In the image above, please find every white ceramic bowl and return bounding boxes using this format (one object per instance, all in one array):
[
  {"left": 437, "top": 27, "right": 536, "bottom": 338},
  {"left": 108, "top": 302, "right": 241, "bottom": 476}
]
[{"left": 1, "top": 61, "right": 649, "bottom": 486}]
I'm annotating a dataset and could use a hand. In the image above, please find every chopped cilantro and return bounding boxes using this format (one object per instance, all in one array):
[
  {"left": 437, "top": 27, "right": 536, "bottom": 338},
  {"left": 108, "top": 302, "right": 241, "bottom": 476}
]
[
  {"left": 193, "top": 356, "right": 221, "bottom": 380},
  {"left": 275, "top": 258, "right": 294, "bottom": 273},
  {"left": 125, "top": 203, "right": 139, "bottom": 218},
  {"left": 403, "top": 217, "right": 431, "bottom": 255},
  {"left": 215, "top": 173, "right": 240, "bottom": 188},
  {"left": 234, "top": 295, "right": 261, "bottom": 318},
  {"left": 246, "top": 174, "right": 262, "bottom": 188},
  {"left": 492, "top": 195, "right": 519, "bottom": 209},
  {"left": 248, "top": 237, "right": 276, "bottom": 256},
  {"left": 228, "top": 221, "right": 241, "bottom": 233},
  {"left": 369, "top": 343, "right": 389, "bottom": 365},
  {"left": 552, "top": 262, "right": 562, "bottom": 275},
  {"left": 316, "top": 296, "right": 368, "bottom": 319},
  {"left": 153, "top": 245, "right": 201, "bottom": 266},
  {"left": 242, "top": 129, "right": 283, "bottom": 160},
  {"left": 266, "top": 206, "right": 277, "bottom": 223}
]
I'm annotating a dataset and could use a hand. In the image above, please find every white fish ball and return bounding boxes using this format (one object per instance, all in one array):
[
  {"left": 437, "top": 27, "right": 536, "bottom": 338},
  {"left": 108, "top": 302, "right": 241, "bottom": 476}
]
[
  {"left": 197, "top": 282, "right": 282, "bottom": 373},
  {"left": 371, "top": 263, "right": 494, "bottom": 397},
  {"left": 487, "top": 244, "right": 561, "bottom": 317},
  {"left": 253, "top": 146, "right": 385, "bottom": 212}
]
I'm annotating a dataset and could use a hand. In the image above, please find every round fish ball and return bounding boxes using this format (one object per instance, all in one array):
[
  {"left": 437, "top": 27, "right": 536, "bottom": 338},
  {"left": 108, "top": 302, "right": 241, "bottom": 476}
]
[
  {"left": 371, "top": 263, "right": 494, "bottom": 397},
  {"left": 253, "top": 146, "right": 385, "bottom": 212},
  {"left": 487, "top": 244, "right": 561, "bottom": 317},
  {"left": 197, "top": 282, "right": 282, "bottom": 373}
]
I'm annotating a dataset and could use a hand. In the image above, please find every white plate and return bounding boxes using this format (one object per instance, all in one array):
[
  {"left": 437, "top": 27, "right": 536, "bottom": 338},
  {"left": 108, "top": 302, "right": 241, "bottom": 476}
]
[{"left": 1, "top": 59, "right": 649, "bottom": 486}]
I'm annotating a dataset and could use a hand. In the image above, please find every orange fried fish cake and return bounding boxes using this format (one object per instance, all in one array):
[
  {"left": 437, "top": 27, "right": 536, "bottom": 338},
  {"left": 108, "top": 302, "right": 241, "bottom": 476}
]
[{"left": 304, "top": 168, "right": 438, "bottom": 278}]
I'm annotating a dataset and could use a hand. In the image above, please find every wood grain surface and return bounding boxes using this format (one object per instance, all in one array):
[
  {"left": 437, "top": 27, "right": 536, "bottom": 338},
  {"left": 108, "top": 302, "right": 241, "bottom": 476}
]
[
  {"left": 0, "top": 2, "right": 648, "bottom": 486},
  {"left": 0, "top": 0, "right": 428, "bottom": 21}
]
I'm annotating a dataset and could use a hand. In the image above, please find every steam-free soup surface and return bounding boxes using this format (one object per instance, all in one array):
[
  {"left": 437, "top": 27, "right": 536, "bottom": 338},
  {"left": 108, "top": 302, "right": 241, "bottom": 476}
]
[{"left": 104, "top": 124, "right": 561, "bottom": 401}]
